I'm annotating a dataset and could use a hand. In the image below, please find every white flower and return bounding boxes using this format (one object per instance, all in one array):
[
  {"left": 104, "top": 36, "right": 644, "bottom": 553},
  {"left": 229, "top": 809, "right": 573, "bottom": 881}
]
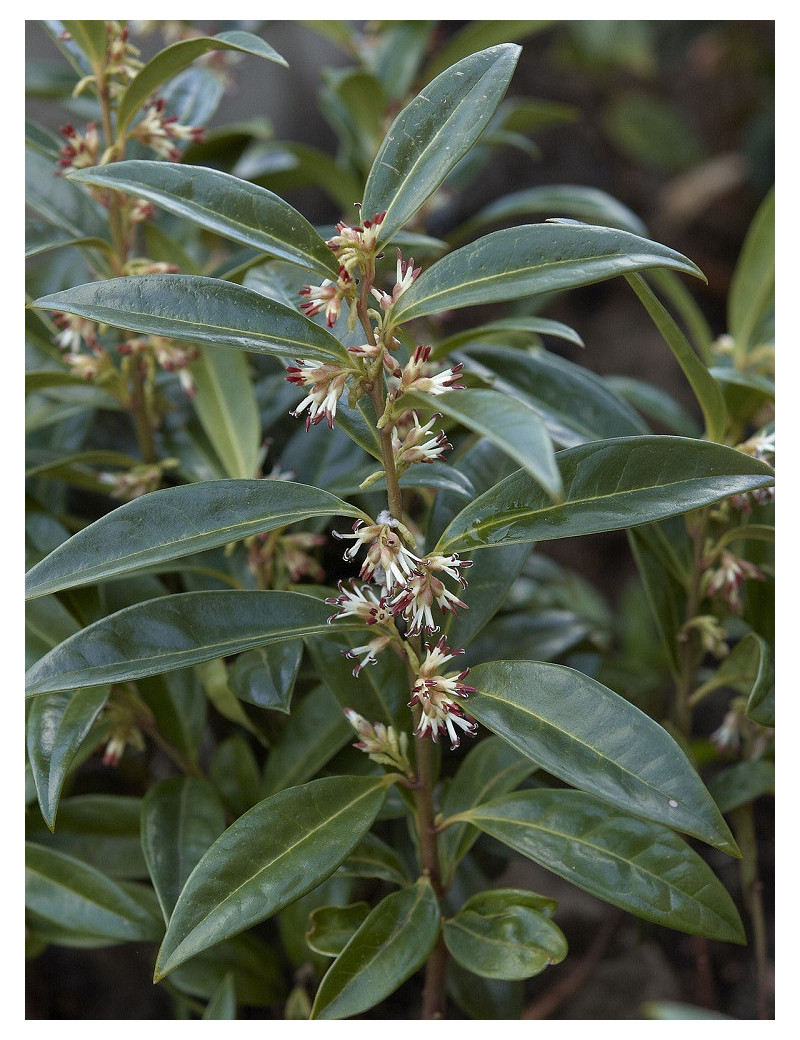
[
  {"left": 286, "top": 360, "right": 351, "bottom": 430},
  {"left": 332, "top": 518, "right": 421, "bottom": 590},
  {"left": 408, "top": 637, "right": 478, "bottom": 750}
]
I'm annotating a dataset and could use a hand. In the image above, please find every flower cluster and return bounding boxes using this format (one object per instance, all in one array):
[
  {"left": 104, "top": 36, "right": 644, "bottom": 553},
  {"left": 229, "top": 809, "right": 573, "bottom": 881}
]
[
  {"left": 371, "top": 250, "right": 421, "bottom": 312},
  {"left": 701, "top": 549, "right": 765, "bottom": 614},
  {"left": 326, "top": 209, "right": 386, "bottom": 276},
  {"left": 343, "top": 709, "right": 413, "bottom": 775},
  {"left": 286, "top": 360, "right": 354, "bottom": 430},
  {"left": 392, "top": 412, "right": 452, "bottom": 471},
  {"left": 130, "top": 97, "right": 205, "bottom": 160},
  {"left": 299, "top": 268, "right": 356, "bottom": 329},
  {"left": 117, "top": 334, "right": 198, "bottom": 397},
  {"left": 409, "top": 637, "right": 478, "bottom": 749},
  {"left": 57, "top": 122, "right": 101, "bottom": 175}
]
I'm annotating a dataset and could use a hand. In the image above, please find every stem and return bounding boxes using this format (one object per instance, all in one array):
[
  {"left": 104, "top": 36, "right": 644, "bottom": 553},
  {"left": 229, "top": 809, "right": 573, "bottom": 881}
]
[
  {"left": 731, "top": 804, "right": 772, "bottom": 1018},
  {"left": 675, "top": 510, "right": 709, "bottom": 732}
]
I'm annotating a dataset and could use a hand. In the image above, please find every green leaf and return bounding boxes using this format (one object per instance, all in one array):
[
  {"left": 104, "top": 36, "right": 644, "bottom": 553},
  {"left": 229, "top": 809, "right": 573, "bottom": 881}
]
[
  {"left": 141, "top": 777, "right": 227, "bottom": 922},
  {"left": 444, "top": 889, "right": 567, "bottom": 980},
  {"left": 25, "top": 221, "right": 112, "bottom": 261},
  {"left": 451, "top": 183, "right": 648, "bottom": 244},
  {"left": 169, "top": 934, "right": 286, "bottom": 1007},
  {"left": 154, "top": 775, "right": 388, "bottom": 979},
  {"left": 26, "top": 479, "right": 367, "bottom": 600},
  {"left": 202, "top": 973, "right": 237, "bottom": 1020},
  {"left": 116, "top": 31, "right": 287, "bottom": 137},
  {"left": 306, "top": 902, "right": 372, "bottom": 957},
  {"left": 25, "top": 842, "right": 164, "bottom": 943},
  {"left": 31, "top": 275, "right": 350, "bottom": 366},
  {"left": 402, "top": 388, "right": 562, "bottom": 501},
  {"left": 337, "top": 831, "right": 413, "bottom": 888},
  {"left": 442, "top": 542, "right": 533, "bottom": 650},
  {"left": 424, "top": 22, "right": 553, "bottom": 79},
  {"left": 459, "top": 790, "right": 745, "bottom": 942},
  {"left": 604, "top": 375, "right": 702, "bottom": 437},
  {"left": 435, "top": 436, "right": 774, "bottom": 556},
  {"left": 642, "top": 1000, "right": 733, "bottom": 1020},
  {"left": 691, "top": 632, "right": 774, "bottom": 725},
  {"left": 390, "top": 223, "right": 705, "bottom": 325},
  {"left": 728, "top": 187, "right": 774, "bottom": 356},
  {"left": 431, "top": 316, "right": 585, "bottom": 359},
  {"left": 26, "top": 147, "right": 107, "bottom": 240},
  {"left": 69, "top": 162, "right": 338, "bottom": 279},
  {"left": 464, "top": 660, "right": 737, "bottom": 853},
  {"left": 262, "top": 686, "right": 352, "bottom": 795},
  {"left": 625, "top": 273, "right": 727, "bottom": 442},
  {"left": 361, "top": 44, "right": 521, "bottom": 245},
  {"left": 311, "top": 878, "right": 441, "bottom": 1019},
  {"left": 228, "top": 642, "right": 302, "bottom": 713},
  {"left": 439, "top": 736, "right": 536, "bottom": 884},
  {"left": 27, "top": 795, "right": 147, "bottom": 879},
  {"left": 189, "top": 346, "right": 260, "bottom": 479},
  {"left": 26, "top": 687, "right": 109, "bottom": 830},
  {"left": 60, "top": 20, "right": 108, "bottom": 65},
  {"left": 25, "top": 590, "right": 364, "bottom": 696},
  {"left": 707, "top": 760, "right": 774, "bottom": 815},
  {"left": 209, "top": 734, "right": 263, "bottom": 817}
]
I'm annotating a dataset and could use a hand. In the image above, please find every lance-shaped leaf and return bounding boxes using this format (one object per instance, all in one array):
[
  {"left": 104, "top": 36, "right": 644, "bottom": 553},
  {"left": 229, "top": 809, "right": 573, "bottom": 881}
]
[
  {"left": 361, "top": 44, "right": 521, "bottom": 245},
  {"left": 443, "top": 889, "right": 567, "bottom": 980},
  {"left": 402, "top": 388, "right": 562, "bottom": 501},
  {"left": 69, "top": 162, "right": 338, "bottom": 280},
  {"left": 141, "top": 777, "right": 228, "bottom": 922},
  {"left": 190, "top": 347, "right": 261, "bottom": 480},
  {"left": 60, "top": 20, "right": 108, "bottom": 65},
  {"left": 31, "top": 275, "right": 350, "bottom": 366},
  {"left": 116, "top": 31, "right": 287, "bottom": 137},
  {"left": 465, "top": 660, "right": 737, "bottom": 853},
  {"left": 306, "top": 902, "right": 372, "bottom": 957},
  {"left": 728, "top": 186, "right": 774, "bottom": 356},
  {"left": 390, "top": 223, "right": 705, "bottom": 325},
  {"left": 25, "top": 591, "right": 364, "bottom": 696},
  {"left": 456, "top": 790, "right": 745, "bottom": 943},
  {"left": 434, "top": 436, "right": 775, "bottom": 556},
  {"left": 26, "top": 843, "right": 164, "bottom": 943},
  {"left": 26, "top": 479, "right": 368, "bottom": 600},
  {"left": 26, "top": 687, "right": 110, "bottom": 831},
  {"left": 154, "top": 775, "right": 388, "bottom": 979},
  {"left": 626, "top": 272, "right": 727, "bottom": 443},
  {"left": 311, "top": 878, "right": 441, "bottom": 1020}
]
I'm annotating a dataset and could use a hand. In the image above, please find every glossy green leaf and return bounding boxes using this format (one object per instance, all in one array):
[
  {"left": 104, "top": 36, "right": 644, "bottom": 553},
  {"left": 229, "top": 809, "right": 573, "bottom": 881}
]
[
  {"left": 625, "top": 273, "right": 727, "bottom": 442},
  {"left": 69, "top": 162, "right": 338, "bottom": 279},
  {"left": 432, "top": 316, "right": 584, "bottom": 359},
  {"left": 25, "top": 590, "right": 363, "bottom": 696},
  {"left": 451, "top": 183, "right": 647, "bottom": 244},
  {"left": 439, "top": 736, "right": 536, "bottom": 883},
  {"left": 423, "top": 22, "right": 553, "bottom": 79},
  {"left": 728, "top": 187, "right": 774, "bottom": 356},
  {"left": 604, "top": 374, "right": 701, "bottom": 437},
  {"left": 361, "top": 44, "right": 521, "bottom": 245},
  {"left": 446, "top": 960, "right": 524, "bottom": 1020},
  {"left": 25, "top": 221, "right": 112, "bottom": 261},
  {"left": 402, "top": 388, "right": 562, "bottom": 501},
  {"left": 444, "top": 889, "right": 567, "bottom": 980},
  {"left": 628, "top": 522, "right": 687, "bottom": 679},
  {"left": 435, "top": 436, "right": 775, "bottom": 556},
  {"left": 465, "top": 660, "right": 736, "bottom": 852},
  {"left": 311, "top": 878, "right": 441, "bottom": 1019},
  {"left": 138, "top": 668, "right": 206, "bottom": 765},
  {"left": 116, "top": 31, "right": 287, "bottom": 137},
  {"left": 25, "top": 843, "right": 164, "bottom": 943},
  {"left": 262, "top": 686, "right": 352, "bottom": 795},
  {"left": 27, "top": 795, "right": 147, "bottom": 878},
  {"left": 202, "top": 973, "right": 237, "bottom": 1020},
  {"left": 209, "top": 734, "right": 263, "bottom": 818},
  {"left": 228, "top": 642, "right": 302, "bottom": 713},
  {"left": 31, "top": 275, "right": 350, "bottom": 366},
  {"left": 154, "top": 775, "right": 388, "bottom": 979},
  {"left": 26, "top": 686, "right": 109, "bottom": 830},
  {"left": 189, "top": 346, "right": 260, "bottom": 479},
  {"left": 458, "top": 790, "right": 745, "bottom": 942},
  {"left": 26, "top": 479, "right": 367, "bottom": 600},
  {"left": 391, "top": 223, "right": 705, "bottom": 325},
  {"left": 442, "top": 542, "right": 534, "bottom": 650},
  {"left": 337, "top": 831, "right": 412, "bottom": 888},
  {"left": 141, "top": 777, "right": 227, "bottom": 922},
  {"left": 691, "top": 632, "right": 774, "bottom": 725},
  {"left": 26, "top": 147, "right": 107, "bottom": 240},
  {"left": 306, "top": 902, "right": 371, "bottom": 957}
]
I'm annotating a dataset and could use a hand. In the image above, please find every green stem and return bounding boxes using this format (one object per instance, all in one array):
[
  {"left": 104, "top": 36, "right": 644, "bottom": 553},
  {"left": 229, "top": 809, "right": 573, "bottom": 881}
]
[
  {"left": 731, "top": 804, "right": 771, "bottom": 1018},
  {"left": 675, "top": 510, "right": 709, "bottom": 731}
]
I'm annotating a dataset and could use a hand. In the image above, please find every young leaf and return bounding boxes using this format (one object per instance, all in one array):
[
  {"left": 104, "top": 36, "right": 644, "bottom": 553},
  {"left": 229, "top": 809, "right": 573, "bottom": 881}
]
[
  {"left": 337, "top": 832, "right": 413, "bottom": 888},
  {"left": 402, "top": 388, "right": 562, "bottom": 501},
  {"left": 26, "top": 686, "right": 110, "bottom": 831},
  {"left": 25, "top": 479, "right": 368, "bottom": 600},
  {"left": 31, "top": 275, "right": 351, "bottom": 366},
  {"left": 458, "top": 789, "right": 746, "bottom": 943},
  {"left": 361, "top": 44, "right": 521, "bottom": 244},
  {"left": 141, "top": 777, "right": 227, "bottom": 922},
  {"left": 116, "top": 31, "right": 287, "bottom": 137},
  {"left": 728, "top": 187, "right": 774, "bottom": 356},
  {"left": 202, "top": 973, "right": 237, "bottom": 1020},
  {"left": 69, "top": 162, "right": 339, "bottom": 279},
  {"left": 25, "top": 591, "right": 364, "bottom": 696},
  {"left": 390, "top": 223, "right": 705, "bottom": 325},
  {"left": 26, "top": 842, "right": 164, "bottom": 943},
  {"left": 154, "top": 775, "right": 388, "bottom": 979},
  {"left": 443, "top": 890, "right": 567, "bottom": 980},
  {"left": 434, "top": 436, "right": 775, "bottom": 556},
  {"left": 465, "top": 660, "right": 737, "bottom": 853},
  {"left": 306, "top": 902, "right": 372, "bottom": 957},
  {"left": 311, "top": 878, "right": 441, "bottom": 1019},
  {"left": 190, "top": 346, "right": 261, "bottom": 480}
]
